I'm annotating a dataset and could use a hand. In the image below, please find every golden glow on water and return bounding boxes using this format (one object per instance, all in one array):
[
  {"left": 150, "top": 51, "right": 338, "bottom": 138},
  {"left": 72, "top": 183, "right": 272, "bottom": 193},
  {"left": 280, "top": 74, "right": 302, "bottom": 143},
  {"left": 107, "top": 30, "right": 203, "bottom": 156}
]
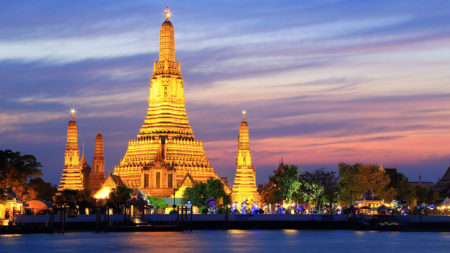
[
  {"left": 0, "top": 234, "right": 22, "bottom": 237},
  {"left": 282, "top": 229, "right": 298, "bottom": 235},
  {"left": 227, "top": 229, "right": 252, "bottom": 234}
]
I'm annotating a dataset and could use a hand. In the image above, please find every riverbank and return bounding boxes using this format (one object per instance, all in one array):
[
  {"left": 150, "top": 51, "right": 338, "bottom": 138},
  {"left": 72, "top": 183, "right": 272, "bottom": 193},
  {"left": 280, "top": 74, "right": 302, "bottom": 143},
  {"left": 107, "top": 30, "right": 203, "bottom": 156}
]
[{"left": 1, "top": 214, "right": 449, "bottom": 234}]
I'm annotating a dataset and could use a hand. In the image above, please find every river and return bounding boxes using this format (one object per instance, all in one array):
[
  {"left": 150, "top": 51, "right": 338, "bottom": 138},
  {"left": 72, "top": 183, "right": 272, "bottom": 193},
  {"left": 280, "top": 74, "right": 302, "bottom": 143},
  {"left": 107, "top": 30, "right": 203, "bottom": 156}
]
[{"left": 1, "top": 230, "right": 449, "bottom": 252}]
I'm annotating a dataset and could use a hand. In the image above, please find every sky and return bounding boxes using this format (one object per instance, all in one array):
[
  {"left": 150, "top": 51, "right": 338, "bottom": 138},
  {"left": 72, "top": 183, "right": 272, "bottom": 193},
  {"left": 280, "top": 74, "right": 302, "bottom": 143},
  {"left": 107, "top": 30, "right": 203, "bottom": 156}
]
[{"left": 1, "top": 0, "right": 450, "bottom": 186}]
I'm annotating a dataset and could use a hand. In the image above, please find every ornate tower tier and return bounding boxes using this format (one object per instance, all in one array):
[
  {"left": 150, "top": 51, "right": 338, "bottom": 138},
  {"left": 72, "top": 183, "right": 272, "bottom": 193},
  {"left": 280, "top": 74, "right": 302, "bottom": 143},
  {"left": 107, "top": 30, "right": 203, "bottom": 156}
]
[
  {"left": 58, "top": 110, "right": 84, "bottom": 191},
  {"left": 90, "top": 130, "right": 105, "bottom": 193},
  {"left": 232, "top": 111, "right": 259, "bottom": 204},
  {"left": 113, "top": 7, "right": 223, "bottom": 197}
]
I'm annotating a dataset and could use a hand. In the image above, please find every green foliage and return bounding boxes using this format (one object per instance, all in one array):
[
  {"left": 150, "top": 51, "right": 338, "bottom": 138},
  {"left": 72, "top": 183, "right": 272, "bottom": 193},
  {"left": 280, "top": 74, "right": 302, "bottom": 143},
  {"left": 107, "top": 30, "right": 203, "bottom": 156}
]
[
  {"left": 0, "top": 149, "right": 43, "bottom": 200},
  {"left": 199, "top": 206, "right": 208, "bottom": 214},
  {"left": 147, "top": 196, "right": 168, "bottom": 209},
  {"left": 338, "top": 163, "right": 395, "bottom": 204},
  {"left": 269, "top": 164, "right": 301, "bottom": 203},
  {"left": 295, "top": 169, "right": 338, "bottom": 212},
  {"left": 108, "top": 186, "right": 133, "bottom": 210},
  {"left": 169, "top": 209, "right": 178, "bottom": 214},
  {"left": 182, "top": 183, "right": 205, "bottom": 207},
  {"left": 337, "top": 163, "right": 361, "bottom": 204},
  {"left": 389, "top": 172, "right": 416, "bottom": 202},
  {"left": 415, "top": 185, "right": 438, "bottom": 204},
  {"left": 265, "top": 164, "right": 339, "bottom": 213},
  {"left": 182, "top": 178, "right": 230, "bottom": 207},
  {"left": 338, "top": 162, "right": 439, "bottom": 206}
]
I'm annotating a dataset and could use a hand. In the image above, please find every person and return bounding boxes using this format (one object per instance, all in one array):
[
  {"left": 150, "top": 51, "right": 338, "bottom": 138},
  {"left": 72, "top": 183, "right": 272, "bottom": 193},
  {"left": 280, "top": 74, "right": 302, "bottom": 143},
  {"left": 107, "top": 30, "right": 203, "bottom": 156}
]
[
  {"left": 185, "top": 201, "right": 192, "bottom": 214},
  {"left": 263, "top": 202, "right": 269, "bottom": 214},
  {"left": 241, "top": 200, "right": 247, "bottom": 214},
  {"left": 274, "top": 203, "right": 281, "bottom": 214},
  {"left": 251, "top": 201, "right": 259, "bottom": 215},
  {"left": 280, "top": 203, "right": 286, "bottom": 215},
  {"left": 231, "top": 201, "right": 238, "bottom": 214},
  {"left": 206, "top": 197, "right": 215, "bottom": 214}
]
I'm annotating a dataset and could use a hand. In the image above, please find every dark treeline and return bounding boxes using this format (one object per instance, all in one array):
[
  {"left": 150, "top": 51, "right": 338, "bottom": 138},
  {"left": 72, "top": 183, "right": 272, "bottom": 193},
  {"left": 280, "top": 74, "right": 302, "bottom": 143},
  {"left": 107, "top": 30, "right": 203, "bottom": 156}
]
[{"left": 259, "top": 162, "right": 438, "bottom": 212}]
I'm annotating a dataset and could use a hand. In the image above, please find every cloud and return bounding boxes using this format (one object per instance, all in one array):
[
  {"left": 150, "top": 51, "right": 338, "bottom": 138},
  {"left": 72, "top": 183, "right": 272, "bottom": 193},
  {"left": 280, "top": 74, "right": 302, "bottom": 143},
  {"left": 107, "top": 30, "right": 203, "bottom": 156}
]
[{"left": 2, "top": 0, "right": 450, "bottom": 184}]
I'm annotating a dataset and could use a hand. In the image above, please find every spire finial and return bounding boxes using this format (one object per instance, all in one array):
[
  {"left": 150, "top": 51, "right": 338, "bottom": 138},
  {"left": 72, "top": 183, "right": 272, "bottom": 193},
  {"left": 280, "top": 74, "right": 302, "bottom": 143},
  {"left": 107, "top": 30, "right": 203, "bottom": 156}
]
[
  {"left": 165, "top": 6, "right": 171, "bottom": 20},
  {"left": 98, "top": 128, "right": 101, "bottom": 134},
  {"left": 242, "top": 110, "right": 246, "bottom": 121},
  {"left": 70, "top": 108, "right": 76, "bottom": 120}
]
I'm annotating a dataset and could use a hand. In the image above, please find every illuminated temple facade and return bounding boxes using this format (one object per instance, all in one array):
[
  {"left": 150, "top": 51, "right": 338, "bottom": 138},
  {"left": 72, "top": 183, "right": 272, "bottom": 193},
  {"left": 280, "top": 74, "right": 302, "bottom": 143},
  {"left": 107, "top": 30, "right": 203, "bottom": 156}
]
[
  {"left": 231, "top": 111, "right": 260, "bottom": 204},
  {"left": 58, "top": 111, "right": 84, "bottom": 191},
  {"left": 113, "top": 7, "right": 226, "bottom": 197}
]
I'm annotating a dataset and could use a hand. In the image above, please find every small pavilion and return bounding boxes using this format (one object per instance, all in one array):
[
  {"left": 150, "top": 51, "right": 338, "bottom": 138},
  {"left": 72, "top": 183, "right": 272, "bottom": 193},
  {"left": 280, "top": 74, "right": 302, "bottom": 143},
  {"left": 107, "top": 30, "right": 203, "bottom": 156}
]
[{"left": 355, "top": 190, "right": 384, "bottom": 215}]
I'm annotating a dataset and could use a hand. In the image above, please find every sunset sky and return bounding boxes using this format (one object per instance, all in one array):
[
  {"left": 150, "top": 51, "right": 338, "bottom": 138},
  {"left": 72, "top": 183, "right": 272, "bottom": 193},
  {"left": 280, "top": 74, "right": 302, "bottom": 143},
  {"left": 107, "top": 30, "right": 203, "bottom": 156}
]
[{"left": 1, "top": 0, "right": 450, "bottom": 185}]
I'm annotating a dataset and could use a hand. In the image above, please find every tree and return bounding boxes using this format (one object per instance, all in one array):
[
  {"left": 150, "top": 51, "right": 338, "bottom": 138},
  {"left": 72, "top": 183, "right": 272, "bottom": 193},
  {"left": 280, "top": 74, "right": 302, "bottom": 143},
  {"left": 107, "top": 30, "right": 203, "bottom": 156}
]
[
  {"left": 54, "top": 189, "right": 94, "bottom": 214},
  {"left": 182, "top": 182, "right": 206, "bottom": 207},
  {"left": 337, "top": 163, "right": 360, "bottom": 204},
  {"left": 415, "top": 185, "right": 439, "bottom": 204},
  {"left": 182, "top": 178, "right": 230, "bottom": 207},
  {"left": 108, "top": 186, "right": 133, "bottom": 211},
  {"left": 385, "top": 170, "right": 438, "bottom": 205},
  {"left": 298, "top": 169, "right": 338, "bottom": 212},
  {"left": 269, "top": 164, "right": 301, "bottom": 203},
  {"left": 357, "top": 164, "right": 395, "bottom": 201},
  {"left": 28, "top": 177, "right": 57, "bottom": 201},
  {"left": 0, "top": 188, "right": 7, "bottom": 203},
  {"left": 147, "top": 196, "right": 167, "bottom": 210},
  {"left": 0, "top": 150, "right": 43, "bottom": 200},
  {"left": 338, "top": 163, "right": 395, "bottom": 205},
  {"left": 388, "top": 172, "right": 416, "bottom": 202}
]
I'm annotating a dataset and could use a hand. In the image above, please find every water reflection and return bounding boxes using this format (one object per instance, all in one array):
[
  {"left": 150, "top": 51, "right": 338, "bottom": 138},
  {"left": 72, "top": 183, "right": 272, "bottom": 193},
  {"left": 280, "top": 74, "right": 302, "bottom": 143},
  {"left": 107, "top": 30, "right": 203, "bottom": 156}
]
[
  {"left": 282, "top": 229, "right": 298, "bottom": 235},
  {"left": 0, "top": 234, "right": 22, "bottom": 237},
  {"left": 0, "top": 230, "right": 449, "bottom": 253}
]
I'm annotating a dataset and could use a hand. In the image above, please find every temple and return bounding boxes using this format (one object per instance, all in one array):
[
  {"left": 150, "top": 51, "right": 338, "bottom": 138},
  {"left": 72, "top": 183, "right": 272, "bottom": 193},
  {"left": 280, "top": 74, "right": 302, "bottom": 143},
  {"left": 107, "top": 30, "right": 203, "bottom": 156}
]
[
  {"left": 58, "top": 110, "right": 84, "bottom": 191},
  {"left": 90, "top": 130, "right": 105, "bottom": 193},
  {"left": 231, "top": 111, "right": 260, "bottom": 204},
  {"left": 80, "top": 143, "right": 91, "bottom": 190},
  {"left": 112, "top": 7, "right": 226, "bottom": 197}
]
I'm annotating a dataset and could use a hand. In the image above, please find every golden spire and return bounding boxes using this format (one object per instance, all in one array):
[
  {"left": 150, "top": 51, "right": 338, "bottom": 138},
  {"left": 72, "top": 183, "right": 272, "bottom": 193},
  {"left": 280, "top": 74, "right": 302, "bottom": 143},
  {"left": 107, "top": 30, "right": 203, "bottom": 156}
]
[
  {"left": 80, "top": 141, "right": 86, "bottom": 165},
  {"left": 164, "top": 6, "right": 171, "bottom": 20},
  {"left": 159, "top": 6, "right": 175, "bottom": 64},
  {"left": 58, "top": 107, "right": 83, "bottom": 191},
  {"left": 232, "top": 110, "right": 259, "bottom": 205},
  {"left": 238, "top": 111, "right": 250, "bottom": 152},
  {"left": 112, "top": 6, "right": 231, "bottom": 198},
  {"left": 91, "top": 128, "right": 105, "bottom": 193}
]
